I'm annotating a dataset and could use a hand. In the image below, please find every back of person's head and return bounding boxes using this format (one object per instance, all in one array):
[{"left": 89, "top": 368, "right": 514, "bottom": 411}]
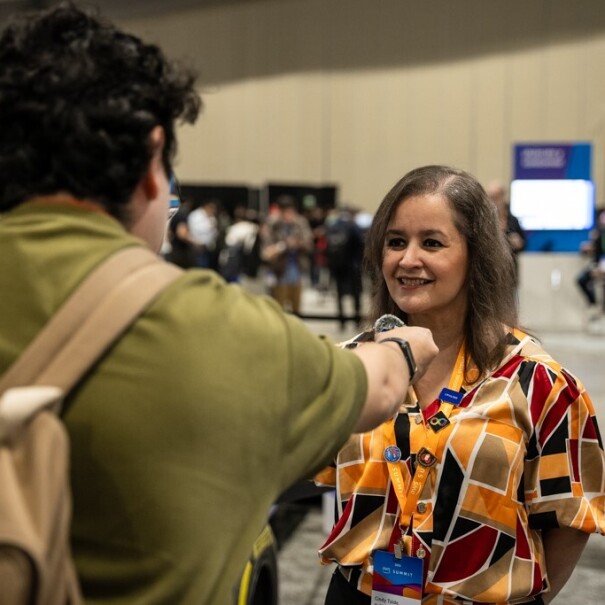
[
  {"left": 276, "top": 196, "right": 297, "bottom": 211},
  {"left": 338, "top": 205, "right": 355, "bottom": 221},
  {"left": 365, "top": 165, "right": 518, "bottom": 380},
  {"left": 275, "top": 196, "right": 299, "bottom": 224},
  {"left": 0, "top": 2, "right": 201, "bottom": 219},
  {"left": 232, "top": 205, "right": 248, "bottom": 222},
  {"left": 485, "top": 180, "right": 507, "bottom": 205},
  {"left": 198, "top": 198, "right": 219, "bottom": 215}
]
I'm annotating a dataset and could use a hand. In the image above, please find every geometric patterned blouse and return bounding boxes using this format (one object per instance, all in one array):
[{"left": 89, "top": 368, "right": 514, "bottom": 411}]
[{"left": 316, "top": 331, "right": 605, "bottom": 604}]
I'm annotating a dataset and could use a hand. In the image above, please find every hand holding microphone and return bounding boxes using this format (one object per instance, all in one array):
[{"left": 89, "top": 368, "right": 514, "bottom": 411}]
[
  {"left": 348, "top": 315, "right": 438, "bottom": 431},
  {"left": 373, "top": 314, "right": 437, "bottom": 384}
]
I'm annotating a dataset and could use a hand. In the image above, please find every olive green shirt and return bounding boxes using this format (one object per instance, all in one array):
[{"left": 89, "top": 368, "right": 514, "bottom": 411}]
[{"left": 0, "top": 201, "right": 367, "bottom": 604}]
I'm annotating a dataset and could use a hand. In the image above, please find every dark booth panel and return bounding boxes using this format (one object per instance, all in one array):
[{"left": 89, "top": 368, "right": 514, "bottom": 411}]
[
  {"left": 179, "top": 183, "right": 260, "bottom": 217},
  {"left": 265, "top": 183, "right": 338, "bottom": 212}
]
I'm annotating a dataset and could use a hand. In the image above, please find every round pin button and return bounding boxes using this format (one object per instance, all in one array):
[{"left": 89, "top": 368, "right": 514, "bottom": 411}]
[
  {"left": 417, "top": 502, "right": 427, "bottom": 514},
  {"left": 416, "top": 547, "right": 427, "bottom": 559},
  {"left": 384, "top": 445, "right": 402, "bottom": 463}
]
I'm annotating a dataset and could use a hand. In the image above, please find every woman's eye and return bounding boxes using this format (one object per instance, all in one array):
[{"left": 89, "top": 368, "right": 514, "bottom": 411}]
[
  {"left": 386, "top": 236, "right": 406, "bottom": 248},
  {"left": 424, "top": 239, "right": 443, "bottom": 248}
]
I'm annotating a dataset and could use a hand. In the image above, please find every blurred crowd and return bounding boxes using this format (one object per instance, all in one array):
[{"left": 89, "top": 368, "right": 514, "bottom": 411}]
[{"left": 162, "top": 193, "right": 372, "bottom": 326}]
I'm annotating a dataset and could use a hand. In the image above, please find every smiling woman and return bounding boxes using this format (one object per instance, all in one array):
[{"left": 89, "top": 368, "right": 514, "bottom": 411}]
[
  {"left": 381, "top": 192, "right": 469, "bottom": 333},
  {"left": 365, "top": 166, "right": 517, "bottom": 382},
  {"left": 315, "top": 165, "right": 605, "bottom": 605}
]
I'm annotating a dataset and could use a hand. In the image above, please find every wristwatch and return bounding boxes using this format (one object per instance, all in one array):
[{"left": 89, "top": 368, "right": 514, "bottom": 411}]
[{"left": 380, "top": 337, "right": 417, "bottom": 383}]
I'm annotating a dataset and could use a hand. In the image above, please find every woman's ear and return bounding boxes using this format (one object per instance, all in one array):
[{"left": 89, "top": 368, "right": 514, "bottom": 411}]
[{"left": 141, "top": 126, "right": 166, "bottom": 201}]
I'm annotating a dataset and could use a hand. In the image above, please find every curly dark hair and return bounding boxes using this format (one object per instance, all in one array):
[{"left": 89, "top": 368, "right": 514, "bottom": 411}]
[
  {"left": 365, "top": 165, "right": 519, "bottom": 382},
  {"left": 0, "top": 2, "right": 201, "bottom": 220}
]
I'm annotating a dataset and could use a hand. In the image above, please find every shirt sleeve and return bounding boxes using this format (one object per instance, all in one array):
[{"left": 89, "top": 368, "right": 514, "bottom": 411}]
[
  {"left": 524, "top": 363, "right": 605, "bottom": 534},
  {"left": 314, "top": 462, "right": 337, "bottom": 488},
  {"left": 275, "top": 311, "right": 368, "bottom": 492}
]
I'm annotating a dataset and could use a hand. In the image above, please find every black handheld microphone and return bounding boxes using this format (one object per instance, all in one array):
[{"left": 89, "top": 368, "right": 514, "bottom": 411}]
[
  {"left": 373, "top": 314, "right": 405, "bottom": 333},
  {"left": 373, "top": 314, "right": 417, "bottom": 381},
  {"left": 344, "top": 314, "right": 405, "bottom": 349}
]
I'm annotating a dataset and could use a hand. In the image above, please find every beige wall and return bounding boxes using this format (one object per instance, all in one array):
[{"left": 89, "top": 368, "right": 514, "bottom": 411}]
[{"left": 120, "top": 0, "right": 605, "bottom": 212}]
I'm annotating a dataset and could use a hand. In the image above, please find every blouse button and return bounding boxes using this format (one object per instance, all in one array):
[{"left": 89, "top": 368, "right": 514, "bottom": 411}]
[
  {"left": 416, "top": 547, "right": 427, "bottom": 559},
  {"left": 417, "top": 502, "right": 427, "bottom": 514}
]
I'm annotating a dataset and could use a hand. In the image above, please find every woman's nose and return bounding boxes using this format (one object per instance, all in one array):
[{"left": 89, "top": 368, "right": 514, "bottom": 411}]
[{"left": 398, "top": 244, "right": 422, "bottom": 267}]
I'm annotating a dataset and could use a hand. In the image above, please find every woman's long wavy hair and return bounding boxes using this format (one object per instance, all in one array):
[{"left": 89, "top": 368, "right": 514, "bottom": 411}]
[{"left": 365, "top": 165, "right": 519, "bottom": 382}]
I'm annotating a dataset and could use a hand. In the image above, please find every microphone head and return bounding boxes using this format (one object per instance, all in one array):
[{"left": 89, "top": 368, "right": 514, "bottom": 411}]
[{"left": 374, "top": 313, "right": 405, "bottom": 333}]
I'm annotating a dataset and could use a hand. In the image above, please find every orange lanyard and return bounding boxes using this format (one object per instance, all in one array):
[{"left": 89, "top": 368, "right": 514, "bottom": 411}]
[{"left": 383, "top": 344, "right": 466, "bottom": 532}]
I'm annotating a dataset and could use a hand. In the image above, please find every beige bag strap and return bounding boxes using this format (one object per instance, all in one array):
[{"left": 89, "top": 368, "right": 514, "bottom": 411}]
[
  {"left": 0, "top": 246, "right": 181, "bottom": 605},
  {"left": 0, "top": 246, "right": 183, "bottom": 394}
]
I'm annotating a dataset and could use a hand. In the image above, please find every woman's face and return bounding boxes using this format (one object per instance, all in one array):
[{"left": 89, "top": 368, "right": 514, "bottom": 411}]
[{"left": 381, "top": 192, "right": 469, "bottom": 326}]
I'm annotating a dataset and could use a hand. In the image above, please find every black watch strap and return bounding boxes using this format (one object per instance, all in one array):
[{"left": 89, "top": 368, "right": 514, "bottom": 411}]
[{"left": 380, "top": 337, "right": 417, "bottom": 383}]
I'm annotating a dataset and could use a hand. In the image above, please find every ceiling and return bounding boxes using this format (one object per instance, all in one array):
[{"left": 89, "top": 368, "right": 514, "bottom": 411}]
[{"left": 0, "top": 0, "right": 252, "bottom": 23}]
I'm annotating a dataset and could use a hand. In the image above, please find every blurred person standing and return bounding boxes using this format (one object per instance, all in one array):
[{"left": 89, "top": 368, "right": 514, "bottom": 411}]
[
  {"left": 165, "top": 193, "right": 196, "bottom": 268},
  {"left": 307, "top": 205, "right": 329, "bottom": 290},
  {"left": 188, "top": 197, "right": 219, "bottom": 269},
  {"left": 317, "top": 166, "right": 604, "bottom": 605},
  {"left": 576, "top": 207, "right": 605, "bottom": 322},
  {"left": 324, "top": 206, "right": 365, "bottom": 329},
  {"left": 260, "top": 196, "right": 313, "bottom": 314},
  {"left": 218, "top": 205, "right": 260, "bottom": 283},
  {"left": 486, "top": 180, "right": 526, "bottom": 285},
  {"left": 0, "top": 5, "right": 439, "bottom": 603}
]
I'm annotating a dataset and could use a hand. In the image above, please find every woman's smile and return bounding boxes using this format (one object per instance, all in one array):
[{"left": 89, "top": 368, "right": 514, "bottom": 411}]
[{"left": 395, "top": 276, "right": 433, "bottom": 288}]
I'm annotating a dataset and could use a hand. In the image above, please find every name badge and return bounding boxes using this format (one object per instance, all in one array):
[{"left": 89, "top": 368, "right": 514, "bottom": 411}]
[
  {"left": 439, "top": 387, "right": 463, "bottom": 405},
  {"left": 371, "top": 550, "right": 423, "bottom": 604}
]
